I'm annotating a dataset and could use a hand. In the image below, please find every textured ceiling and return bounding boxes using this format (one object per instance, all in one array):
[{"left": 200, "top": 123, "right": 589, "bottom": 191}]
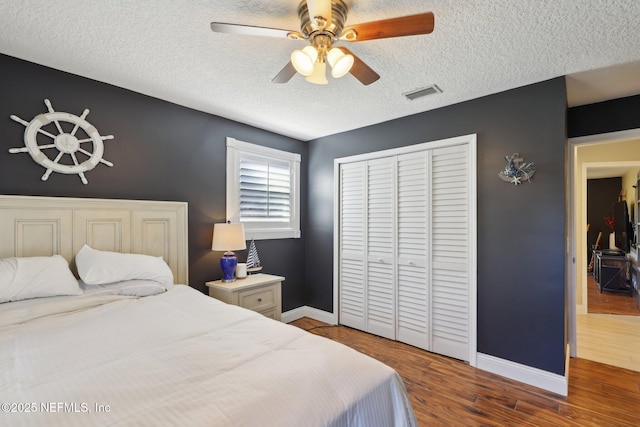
[{"left": 1, "top": 0, "right": 640, "bottom": 141}]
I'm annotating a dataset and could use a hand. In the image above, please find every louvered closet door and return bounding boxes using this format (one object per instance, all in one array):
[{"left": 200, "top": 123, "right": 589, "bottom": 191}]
[
  {"left": 337, "top": 136, "right": 474, "bottom": 363},
  {"left": 396, "top": 152, "right": 430, "bottom": 350},
  {"left": 366, "top": 157, "right": 396, "bottom": 339},
  {"left": 430, "top": 144, "right": 470, "bottom": 361},
  {"left": 338, "top": 162, "right": 367, "bottom": 331}
]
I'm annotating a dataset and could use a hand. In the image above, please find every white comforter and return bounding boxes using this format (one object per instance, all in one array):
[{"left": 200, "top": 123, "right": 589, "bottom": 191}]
[{"left": 0, "top": 285, "right": 416, "bottom": 426}]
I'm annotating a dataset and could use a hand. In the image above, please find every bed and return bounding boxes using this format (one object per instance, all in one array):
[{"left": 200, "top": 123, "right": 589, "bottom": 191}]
[{"left": 0, "top": 195, "right": 416, "bottom": 427}]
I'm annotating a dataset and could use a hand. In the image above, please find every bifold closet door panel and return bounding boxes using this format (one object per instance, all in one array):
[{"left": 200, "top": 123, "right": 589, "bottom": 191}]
[
  {"left": 366, "top": 157, "right": 396, "bottom": 340},
  {"left": 430, "top": 144, "right": 471, "bottom": 361},
  {"left": 396, "top": 152, "right": 430, "bottom": 350},
  {"left": 339, "top": 162, "right": 367, "bottom": 331}
]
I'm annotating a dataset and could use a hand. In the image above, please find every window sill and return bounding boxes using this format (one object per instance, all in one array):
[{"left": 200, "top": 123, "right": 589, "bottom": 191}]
[{"left": 244, "top": 229, "right": 301, "bottom": 240}]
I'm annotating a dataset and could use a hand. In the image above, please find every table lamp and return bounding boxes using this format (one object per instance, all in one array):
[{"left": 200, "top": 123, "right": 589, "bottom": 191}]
[{"left": 212, "top": 222, "right": 246, "bottom": 282}]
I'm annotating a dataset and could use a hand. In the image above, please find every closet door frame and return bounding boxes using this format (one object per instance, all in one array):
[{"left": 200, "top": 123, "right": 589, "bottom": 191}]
[{"left": 333, "top": 133, "right": 477, "bottom": 366}]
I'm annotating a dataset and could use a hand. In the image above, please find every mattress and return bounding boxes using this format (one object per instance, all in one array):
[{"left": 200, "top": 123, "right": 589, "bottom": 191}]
[{"left": 0, "top": 285, "right": 416, "bottom": 426}]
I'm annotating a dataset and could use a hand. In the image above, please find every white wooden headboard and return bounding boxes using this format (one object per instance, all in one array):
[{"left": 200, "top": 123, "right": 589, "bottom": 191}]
[{"left": 0, "top": 195, "right": 188, "bottom": 284}]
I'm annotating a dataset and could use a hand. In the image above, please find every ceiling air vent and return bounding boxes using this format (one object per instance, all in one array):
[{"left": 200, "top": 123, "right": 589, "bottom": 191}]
[{"left": 403, "top": 85, "right": 442, "bottom": 101}]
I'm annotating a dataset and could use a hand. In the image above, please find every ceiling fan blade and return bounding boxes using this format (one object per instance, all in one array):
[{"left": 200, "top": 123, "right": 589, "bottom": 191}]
[
  {"left": 307, "top": 0, "right": 332, "bottom": 27},
  {"left": 340, "top": 12, "right": 434, "bottom": 42},
  {"left": 210, "top": 22, "right": 303, "bottom": 40},
  {"left": 272, "top": 62, "right": 297, "bottom": 84},
  {"left": 337, "top": 47, "right": 380, "bottom": 85}
]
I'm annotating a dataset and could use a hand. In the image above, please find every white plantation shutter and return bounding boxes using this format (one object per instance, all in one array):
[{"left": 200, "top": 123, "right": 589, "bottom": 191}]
[
  {"left": 239, "top": 160, "right": 291, "bottom": 222},
  {"left": 227, "top": 138, "right": 300, "bottom": 240}
]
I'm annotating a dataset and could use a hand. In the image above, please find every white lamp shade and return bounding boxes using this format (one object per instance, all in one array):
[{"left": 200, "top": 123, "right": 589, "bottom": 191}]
[
  {"left": 291, "top": 46, "right": 318, "bottom": 76},
  {"left": 305, "top": 62, "right": 328, "bottom": 85},
  {"left": 211, "top": 223, "right": 246, "bottom": 251},
  {"left": 327, "top": 48, "right": 354, "bottom": 78}
]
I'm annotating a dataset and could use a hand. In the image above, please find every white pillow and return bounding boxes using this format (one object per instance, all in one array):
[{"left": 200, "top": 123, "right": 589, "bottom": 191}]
[
  {"left": 0, "top": 255, "right": 82, "bottom": 303},
  {"left": 80, "top": 280, "right": 167, "bottom": 297},
  {"left": 75, "top": 245, "right": 174, "bottom": 290}
]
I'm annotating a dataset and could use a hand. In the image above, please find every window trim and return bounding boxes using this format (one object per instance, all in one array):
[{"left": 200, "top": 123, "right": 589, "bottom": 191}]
[{"left": 226, "top": 137, "right": 301, "bottom": 240}]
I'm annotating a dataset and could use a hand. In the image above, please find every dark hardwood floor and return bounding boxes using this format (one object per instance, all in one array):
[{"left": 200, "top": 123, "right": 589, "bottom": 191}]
[
  {"left": 290, "top": 317, "right": 640, "bottom": 426},
  {"left": 587, "top": 274, "right": 639, "bottom": 316}
]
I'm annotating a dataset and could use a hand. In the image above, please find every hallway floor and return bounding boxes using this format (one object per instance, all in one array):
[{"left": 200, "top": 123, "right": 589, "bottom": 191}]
[{"left": 577, "top": 312, "right": 640, "bottom": 372}]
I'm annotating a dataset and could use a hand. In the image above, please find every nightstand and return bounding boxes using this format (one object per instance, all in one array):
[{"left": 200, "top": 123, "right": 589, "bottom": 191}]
[{"left": 206, "top": 274, "right": 284, "bottom": 321}]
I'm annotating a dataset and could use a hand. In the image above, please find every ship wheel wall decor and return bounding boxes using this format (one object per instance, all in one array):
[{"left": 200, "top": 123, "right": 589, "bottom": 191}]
[{"left": 9, "top": 99, "right": 115, "bottom": 184}]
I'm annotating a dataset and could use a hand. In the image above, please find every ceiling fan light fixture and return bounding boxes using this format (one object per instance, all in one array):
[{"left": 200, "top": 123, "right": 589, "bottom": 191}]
[
  {"left": 291, "top": 46, "right": 318, "bottom": 76},
  {"left": 305, "top": 62, "right": 328, "bottom": 85},
  {"left": 327, "top": 47, "right": 354, "bottom": 78}
]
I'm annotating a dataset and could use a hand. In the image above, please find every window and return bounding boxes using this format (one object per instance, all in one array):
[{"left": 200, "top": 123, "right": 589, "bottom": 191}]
[{"left": 226, "top": 137, "right": 301, "bottom": 240}]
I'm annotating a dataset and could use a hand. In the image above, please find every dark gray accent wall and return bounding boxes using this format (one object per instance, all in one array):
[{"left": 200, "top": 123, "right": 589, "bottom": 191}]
[
  {"left": 568, "top": 94, "right": 640, "bottom": 138},
  {"left": 0, "top": 54, "right": 307, "bottom": 311},
  {"left": 307, "top": 78, "right": 568, "bottom": 375}
]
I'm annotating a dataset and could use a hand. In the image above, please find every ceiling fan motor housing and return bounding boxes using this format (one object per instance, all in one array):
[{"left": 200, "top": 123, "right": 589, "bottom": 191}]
[{"left": 298, "top": 0, "right": 348, "bottom": 43}]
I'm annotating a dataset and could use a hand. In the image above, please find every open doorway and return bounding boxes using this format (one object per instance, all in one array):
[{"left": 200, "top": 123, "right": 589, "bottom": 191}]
[
  {"left": 568, "top": 129, "right": 640, "bottom": 373},
  {"left": 585, "top": 175, "right": 638, "bottom": 315}
]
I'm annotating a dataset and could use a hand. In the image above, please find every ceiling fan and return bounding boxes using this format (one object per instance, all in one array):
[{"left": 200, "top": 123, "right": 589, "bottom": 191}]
[{"left": 211, "top": 0, "right": 434, "bottom": 85}]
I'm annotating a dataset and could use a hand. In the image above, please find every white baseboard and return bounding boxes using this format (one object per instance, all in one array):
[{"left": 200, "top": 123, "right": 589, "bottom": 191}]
[
  {"left": 476, "top": 353, "right": 568, "bottom": 396},
  {"left": 281, "top": 306, "right": 307, "bottom": 323},
  {"left": 281, "top": 306, "right": 337, "bottom": 325}
]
